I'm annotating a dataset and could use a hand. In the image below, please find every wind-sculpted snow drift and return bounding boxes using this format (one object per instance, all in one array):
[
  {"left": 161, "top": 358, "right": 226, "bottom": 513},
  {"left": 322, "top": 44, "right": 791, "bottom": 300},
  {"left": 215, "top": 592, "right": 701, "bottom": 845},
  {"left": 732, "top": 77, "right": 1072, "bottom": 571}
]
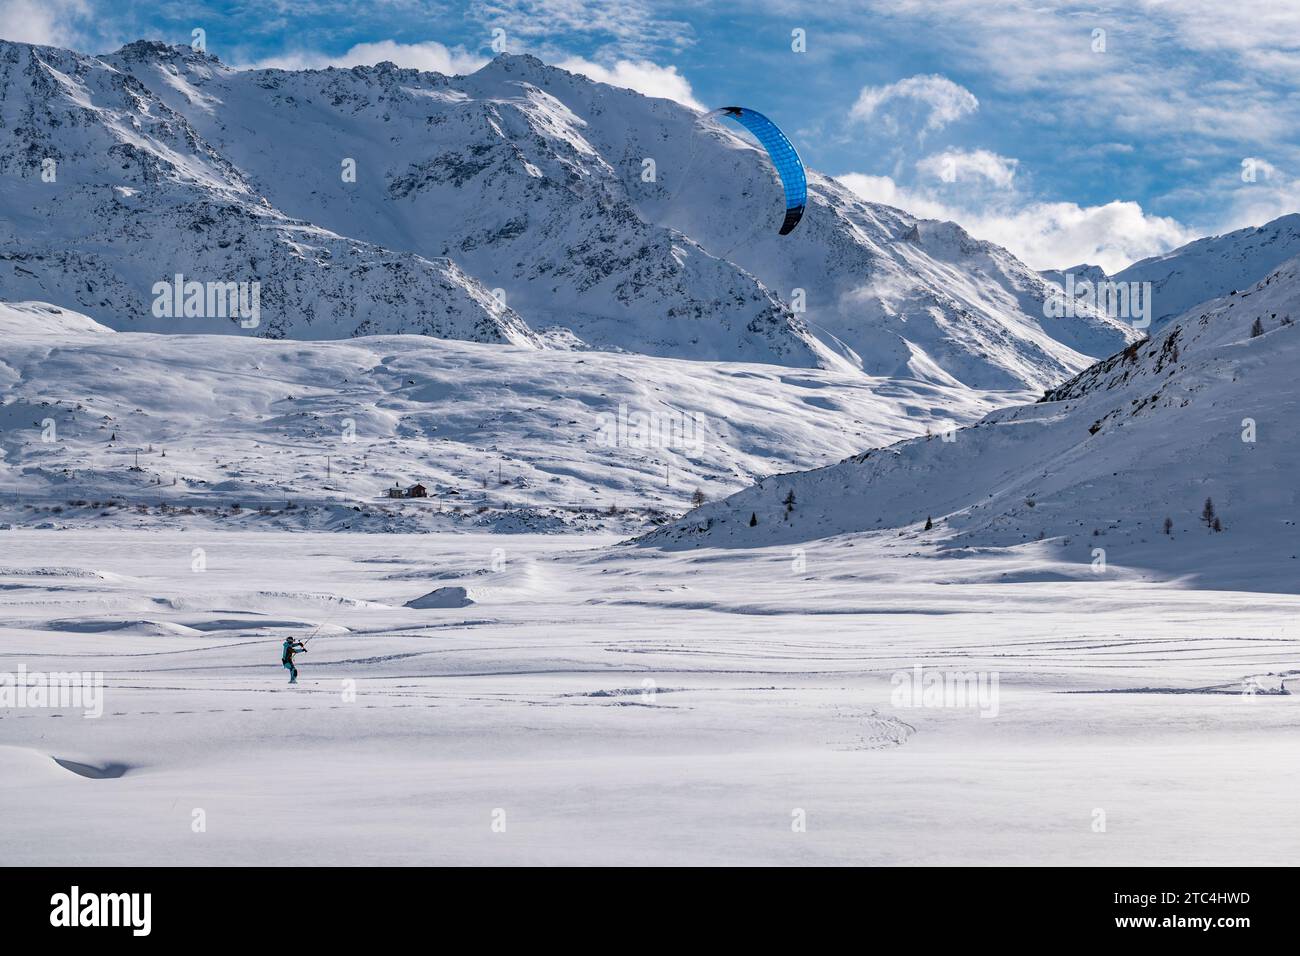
[
  {"left": 648, "top": 256, "right": 1300, "bottom": 590},
  {"left": 0, "top": 39, "right": 1136, "bottom": 389}
]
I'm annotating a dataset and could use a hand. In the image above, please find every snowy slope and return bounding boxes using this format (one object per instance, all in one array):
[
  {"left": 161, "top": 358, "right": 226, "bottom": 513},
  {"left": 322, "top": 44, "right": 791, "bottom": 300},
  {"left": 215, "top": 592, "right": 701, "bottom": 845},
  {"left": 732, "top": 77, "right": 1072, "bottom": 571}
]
[
  {"left": 0, "top": 300, "right": 113, "bottom": 334},
  {"left": 647, "top": 254, "right": 1300, "bottom": 590},
  {"left": 1106, "top": 213, "right": 1300, "bottom": 328},
  {"left": 450, "top": 55, "right": 1138, "bottom": 386},
  {"left": 0, "top": 300, "right": 1013, "bottom": 530},
  {"left": 139, "top": 49, "right": 825, "bottom": 367},
  {"left": 2, "top": 38, "right": 1136, "bottom": 387}
]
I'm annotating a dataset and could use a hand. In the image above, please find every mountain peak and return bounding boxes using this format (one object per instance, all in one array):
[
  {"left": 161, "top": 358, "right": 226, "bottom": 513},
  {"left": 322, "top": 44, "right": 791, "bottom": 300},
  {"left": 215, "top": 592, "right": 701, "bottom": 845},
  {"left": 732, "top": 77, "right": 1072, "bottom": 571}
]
[
  {"left": 478, "top": 52, "right": 554, "bottom": 79},
  {"left": 111, "top": 39, "right": 223, "bottom": 66},
  {"left": 3, "top": 35, "right": 1139, "bottom": 387},
  {"left": 1251, "top": 211, "right": 1300, "bottom": 236},
  {"left": 1107, "top": 210, "right": 1300, "bottom": 327}
]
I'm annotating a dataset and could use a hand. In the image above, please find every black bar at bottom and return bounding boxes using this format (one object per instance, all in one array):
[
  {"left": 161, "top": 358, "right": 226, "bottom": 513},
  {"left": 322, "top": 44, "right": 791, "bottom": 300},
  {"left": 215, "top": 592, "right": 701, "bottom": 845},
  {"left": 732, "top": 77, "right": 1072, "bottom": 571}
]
[{"left": 0, "top": 866, "right": 1285, "bottom": 942}]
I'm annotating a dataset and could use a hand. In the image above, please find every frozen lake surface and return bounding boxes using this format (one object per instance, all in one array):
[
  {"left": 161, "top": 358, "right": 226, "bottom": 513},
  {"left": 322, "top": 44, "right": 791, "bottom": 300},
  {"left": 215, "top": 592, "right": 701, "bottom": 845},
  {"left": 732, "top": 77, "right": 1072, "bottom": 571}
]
[{"left": 1, "top": 528, "right": 1297, "bottom": 865}]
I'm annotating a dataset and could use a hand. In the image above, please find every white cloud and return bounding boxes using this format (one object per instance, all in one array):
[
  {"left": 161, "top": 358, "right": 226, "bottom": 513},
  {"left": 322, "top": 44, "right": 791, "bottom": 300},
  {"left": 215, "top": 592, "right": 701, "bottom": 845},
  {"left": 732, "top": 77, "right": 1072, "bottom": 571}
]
[
  {"left": 837, "top": 173, "right": 953, "bottom": 220},
  {"left": 0, "top": 0, "right": 89, "bottom": 47},
  {"left": 973, "top": 200, "right": 1197, "bottom": 274},
  {"left": 1219, "top": 162, "right": 1300, "bottom": 232},
  {"left": 236, "top": 41, "right": 704, "bottom": 111},
  {"left": 241, "top": 40, "right": 487, "bottom": 76},
  {"left": 838, "top": 172, "right": 1195, "bottom": 273},
  {"left": 917, "top": 148, "right": 1017, "bottom": 188},
  {"left": 1091, "top": 143, "right": 1136, "bottom": 156},
  {"left": 1241, "top": 156, "right": 1280, "bottom": 182},
  {"left": 469, "top": 0, "right": 695, "bottom": 58},
  {"left": 1136, "top": 0, "right": 1300, "bottom": 78},
  {"left": 556, "top": 57, "right": 703, "bottom": 110},
  {"left": 843, "top": 0, "right": 1300, "bottom": 147},
  {"left": 850, "top": 74, "right": 978, "bottom": 132}
]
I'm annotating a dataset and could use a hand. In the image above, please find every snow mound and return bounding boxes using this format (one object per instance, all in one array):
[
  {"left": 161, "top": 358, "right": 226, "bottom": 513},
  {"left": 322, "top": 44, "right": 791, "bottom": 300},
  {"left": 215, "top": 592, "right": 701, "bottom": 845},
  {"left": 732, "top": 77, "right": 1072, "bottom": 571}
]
[
  {"left": 405, "top": 586, "right": 479, "bottom": 608},
  {"left": 44, "top": 618, "right": 202, "bottom": 637},
  {"left": 0, "top": 746, "right": 77, "bottom": 782},
  {"left": 52, "top": 757, "right": 133, "bottom": 779},
  {"left": 0, "top": 302, "right": 114, "bottom": 336},
  {"left": 0, "top": 566, "right": 123, "bottom": 580},
  {"left": 0, "top": 747, "right": 132, "bottom": 782}
]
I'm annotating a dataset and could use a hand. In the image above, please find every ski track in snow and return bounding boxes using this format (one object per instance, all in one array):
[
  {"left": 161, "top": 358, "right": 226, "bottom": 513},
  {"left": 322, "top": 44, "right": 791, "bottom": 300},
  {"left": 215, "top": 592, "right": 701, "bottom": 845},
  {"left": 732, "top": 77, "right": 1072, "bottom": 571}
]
[{"left": 1, "top": 528, "right": 1298, "bottom": 865}]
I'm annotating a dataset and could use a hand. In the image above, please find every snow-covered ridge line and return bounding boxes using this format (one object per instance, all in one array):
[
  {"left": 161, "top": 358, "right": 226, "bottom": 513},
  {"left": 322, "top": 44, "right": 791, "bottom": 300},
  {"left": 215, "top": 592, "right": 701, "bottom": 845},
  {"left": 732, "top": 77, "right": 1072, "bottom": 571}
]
[
  {"left": 1040, "top": 213, "right": 1300, "bottom": 333},
  {"left": 2, "top": 37, "right": 1136, "bottom": 389},
  {"left": 643, "top": 254, "right": 1300, "bottom": 591}
]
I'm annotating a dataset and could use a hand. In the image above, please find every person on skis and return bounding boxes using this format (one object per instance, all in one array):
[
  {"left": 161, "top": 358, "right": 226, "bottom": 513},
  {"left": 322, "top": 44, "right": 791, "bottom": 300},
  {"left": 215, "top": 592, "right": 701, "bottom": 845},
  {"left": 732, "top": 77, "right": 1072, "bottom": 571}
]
[{"left": 282, "top": 636, "right": 307, "bottom": 684}]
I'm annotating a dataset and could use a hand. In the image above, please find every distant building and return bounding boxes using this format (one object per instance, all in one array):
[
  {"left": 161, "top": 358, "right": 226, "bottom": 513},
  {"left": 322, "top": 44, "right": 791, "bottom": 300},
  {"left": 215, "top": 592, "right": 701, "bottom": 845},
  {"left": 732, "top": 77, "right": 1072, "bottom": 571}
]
[{"left": 384, "top": 482, "right": 429, "bottom": 499}]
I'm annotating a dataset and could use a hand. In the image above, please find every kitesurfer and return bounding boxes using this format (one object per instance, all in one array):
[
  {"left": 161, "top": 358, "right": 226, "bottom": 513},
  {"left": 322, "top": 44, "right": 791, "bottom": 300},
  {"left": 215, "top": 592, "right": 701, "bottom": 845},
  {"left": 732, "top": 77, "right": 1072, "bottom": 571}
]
[{"left": 282, "top": 636, "right": 307, "bottom": 684}]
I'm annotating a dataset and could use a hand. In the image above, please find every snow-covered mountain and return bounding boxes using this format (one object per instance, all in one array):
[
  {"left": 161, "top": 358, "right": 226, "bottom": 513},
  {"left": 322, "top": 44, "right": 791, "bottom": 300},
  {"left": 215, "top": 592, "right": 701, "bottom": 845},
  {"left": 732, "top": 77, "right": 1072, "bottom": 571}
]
[
  {"left": 0, "top": 298, "right": 1013, "bottom": 531},
  {"left": 1041, "top": 214, "right": 1300, "bottom": 331},
  {"left": 647, "top": 253, "right": 1300, "bottom": 589},
  {"left": 0, "top": 38, "right": 1136, "bottom": 389},
  {"left": 0, "top": 41, "right": 535, "bottom": 344},
  {"left": 1039, "top": 262, "right": 1106, "bottom": 289}
]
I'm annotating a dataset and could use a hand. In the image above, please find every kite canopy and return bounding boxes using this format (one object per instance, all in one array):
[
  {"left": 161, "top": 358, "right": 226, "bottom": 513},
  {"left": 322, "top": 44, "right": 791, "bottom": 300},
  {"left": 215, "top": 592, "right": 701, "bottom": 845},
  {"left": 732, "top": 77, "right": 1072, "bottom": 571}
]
[{"left": 706, "top": 106, "right": 807, "bottom": 235}]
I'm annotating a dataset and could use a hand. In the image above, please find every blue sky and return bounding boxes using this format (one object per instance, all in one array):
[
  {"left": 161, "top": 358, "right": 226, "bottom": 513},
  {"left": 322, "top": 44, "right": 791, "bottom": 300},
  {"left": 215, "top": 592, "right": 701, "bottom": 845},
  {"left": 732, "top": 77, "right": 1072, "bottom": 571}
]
[{"left": 6, "top": 0, "right": 1300, "bottom": 272}]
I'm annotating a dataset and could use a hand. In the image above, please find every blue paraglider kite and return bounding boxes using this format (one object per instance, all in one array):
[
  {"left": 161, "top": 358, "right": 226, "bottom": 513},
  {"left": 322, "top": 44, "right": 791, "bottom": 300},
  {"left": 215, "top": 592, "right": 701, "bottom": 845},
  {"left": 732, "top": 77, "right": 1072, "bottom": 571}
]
[{"left": 706, "top": 106, "right": 807, "bottom": 235}]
